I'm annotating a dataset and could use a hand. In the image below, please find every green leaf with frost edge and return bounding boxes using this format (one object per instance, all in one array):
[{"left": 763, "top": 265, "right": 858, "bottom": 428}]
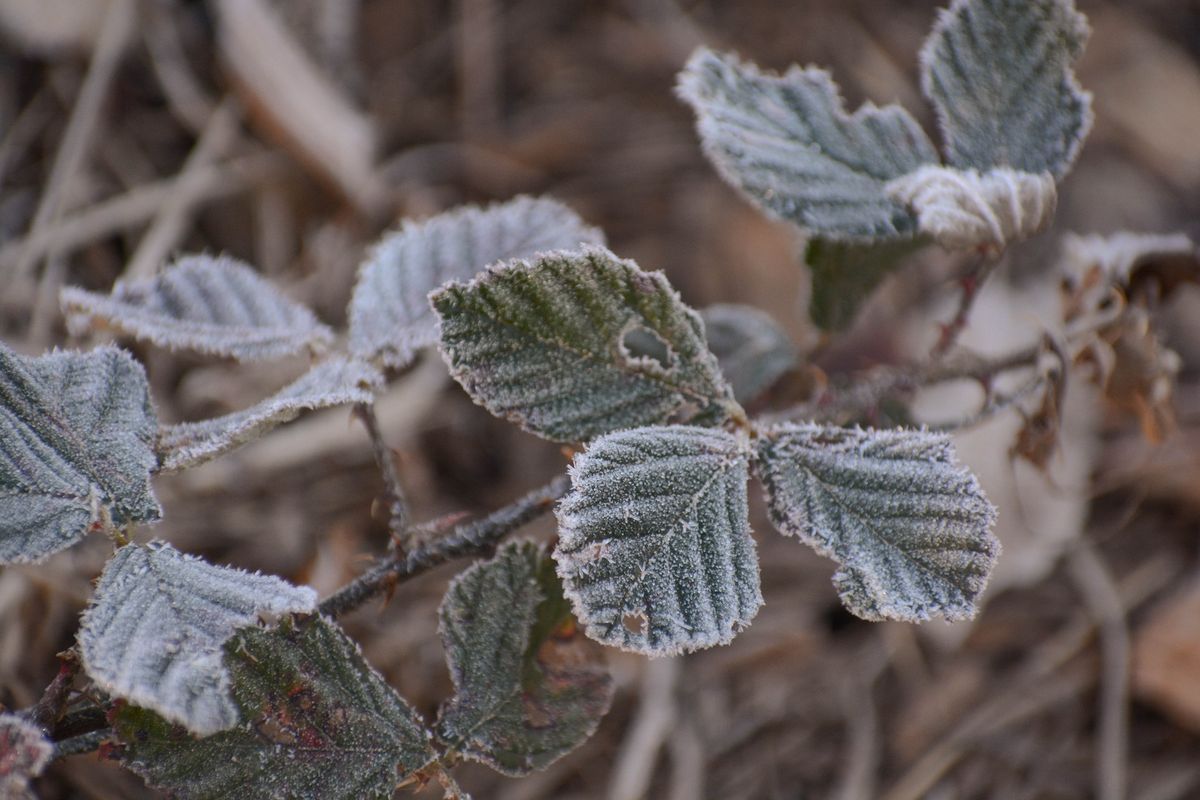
[
  {"left": 79, "top": 541, "right": 317, "bottom": 735},
  {"left": 754, "top": 424, "right": 999, "bottom": 622},
  {"left": 804, "top": 237, "right": 928, "bottom": 331},
  {"left": 700, "top": 304, "right": 798, "bottom": 403},
  {"left": 112, "top": 615, "right": 436, "bottom": 800},
  {"left": 61, "top": 255, "right": 333, "bottom": 361},
  {"left": 555, "top": 425, "right": 761, "bottom": 656},
  {"left": 349, "top": 196, "right": 605, "bottom": 369},
  {"left": 920, "top": 0, "right": 1092, "bottom": 178},
  {"left": 432, "top": 246, "right": 738, "bottom": 443},
  {"left": 437, "top": 541, "right": 613, "bottom": 775},
  {"left": 158, "top": 356, "right": 383, "bottom": 472},
  {"left": 0, "top": 713, "right": 52, "bottom": 800},
  {"left": 677, "top": 48, "right": 939, "bottom": 241},
  {"left": 0, "top": 344, "right": 160, "bottom": 564}
]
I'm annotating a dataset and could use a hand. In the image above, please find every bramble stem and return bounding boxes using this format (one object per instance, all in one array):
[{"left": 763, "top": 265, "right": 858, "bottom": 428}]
[
  {"left": 21, "top": 650, "right": 79, "bottom": 732},
  {"left": 51, "top": 728, "right": 111, "bottom": 760},
  {"left": 929, "top": 254, "right": 1000, "bottom": 360},
  {"left": 318, "top": 475, "right": 570, "bottom": 618},
  {"left": 353, "top": 402, "right": 410, "bottom": 548}
]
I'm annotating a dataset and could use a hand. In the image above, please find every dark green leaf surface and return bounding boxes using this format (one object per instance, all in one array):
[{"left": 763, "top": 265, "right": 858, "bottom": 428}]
[{"left": 804, "top": 237, "right": 926, "bottom": 331}]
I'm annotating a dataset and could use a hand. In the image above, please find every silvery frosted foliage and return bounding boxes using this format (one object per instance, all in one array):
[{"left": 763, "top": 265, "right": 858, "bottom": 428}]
[
  {"left": 78, "top": 541, "right": 317, "bottom": 735},
  {"left": 700, "top": 304, "right": 798, "bottom": 403},
  {"left": 432, "top": 247, "right": 738, "bottom": 443},
  {"left": 158, "top": 356, "right": 384, "bottom": 472},
  {"left": 920, "top": 0, "right": 1092, "bottom": 178},
  {"left": 112, "top": 615, "right": 437, "bottom": 800},
  {"left": 0, "top": 713, "right": 52, "bottom": 800},
  {"left": 348, "top": 196, "right": 605, "bottom": 368},
  {"left": 754, "top": 424, "right": 999, "bottom": 622},
  {"left": 677, "top": 48, "right": 939, "bottom": 240},
  {"left": 61, "top": 255, "right": 334, "bottom": 361},
  {"left": 886, "top": 166, "right": 1057, "bottom": 251},
  {"left": 555, "top": 426, "right": 761, "bottom": 655},
  {"left": 437, "top": 542, "right": 613, "bottom": 775},
  {"left": 0, "top": 344, "right": 160, "bottom": 564}
]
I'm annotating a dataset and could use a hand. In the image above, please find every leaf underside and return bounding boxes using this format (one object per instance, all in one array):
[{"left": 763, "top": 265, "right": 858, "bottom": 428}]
[
  {"left": 754, "top": 424, "right": 999, "bottom": 622},
  {"left": 804, "top": 237, "right": 927, "bottom": 331},
  {"left": 79, "top": 541, "right": 317, "bottom": 735},
  {"left": 920, "top": 0, "right": 1092, "bottom": 178},
  {"left": 0, "top": 344, "right": 160, "bottom": 564},
  {"left": 0, "top": 713, "right": 53, "bottom": 799},
  {"left": 61, "top": 255, "right": 333, "bottom": 361},
  {"left": 112, "top": 615, "right": 436, "bottom": 800},
  {"left": 158, "top": 356, "right": 384, "bottom": 472},
  {"left": 555, "top": 425, "right": 762, "bottom": 655},
  {"left": 432, "top": 247, "right": 736, "bottom": 444},
  {"left": 348, "top": 195, "right": 605, "bottom": 368},
  {"left": 677, "top": 48, "right": 939, "bottom": 240},
  {"left": 700, "top": 304, "right": 798, "bottom": 403},
  {"left": 437, "top": 542, "right": 613, "bottom": 775}
]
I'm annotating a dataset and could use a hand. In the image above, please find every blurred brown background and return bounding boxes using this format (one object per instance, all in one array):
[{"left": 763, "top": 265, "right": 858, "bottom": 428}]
[{"left": 1, "top": 0, "right": 1200, "bottom": 797}]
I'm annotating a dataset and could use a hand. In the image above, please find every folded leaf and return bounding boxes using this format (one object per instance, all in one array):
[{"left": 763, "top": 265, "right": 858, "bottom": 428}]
[
  {"left": 755, "top": 424, "right": 999, "bottom": 622},
  {"left": 677, "top": 48, "right": 939, "bottom": 240},
  {"left": 432, "top": 247, "right": 738, "bottom": 443},
  {"left": 920, "top": 0, "right": 1092, "bottom": 178},
  {"left": 437, "top": 542, "right": 613, "bottom": 775},
  {"left": 0, "top": 344, "right": 160, "bottom": 564},
  {"left": 79, "top": 541, "right": 317, "bottom": 735},
  {"left": 112, "top": 615, "right": 436, "bottom": 800},
  {"left": 556, "top": 426, "right": 761, "bottom": 655},
  {"left": 700, "top": 304, "right": 798, "bottom": 403},
  {"left": 349, "top": 196, "right": 605, "bottom": 368},
  {"left": 61, "top": 255, "right": 333, "bottom": 361},
  {"left": 158, "top": 356, "right": 383, "bottom": 471},
  {"left": 0, "top": 714, "right": 52, "bottom": 800}
]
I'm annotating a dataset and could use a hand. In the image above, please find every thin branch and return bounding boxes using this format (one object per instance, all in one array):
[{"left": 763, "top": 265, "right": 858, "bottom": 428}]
[
  {"left": 51, "top": 729, "right": 111, "bottom": 761},
  {"left": 318, "top": 475, "right": 570, "bottom": 618},
  {"left": 20, "top": 651, "right": 80, "bottom": 733},
  {"left": 929, "top": 254, "right": 1000, "bottom": 360},
  {"left": 353, "top": 402, "right": 410, "bottom": 548}
]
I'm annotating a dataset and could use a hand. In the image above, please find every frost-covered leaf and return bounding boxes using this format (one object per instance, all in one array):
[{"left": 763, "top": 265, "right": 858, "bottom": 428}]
[
  {"left": 1061, "top": 232, "right": 1200, "bottom": 303},
  {"left": 555, "top": 426, "right": 761, "bottom": 655},
  {"left": 112, "top": 614, "right": 436, "bottom": 800},
  {"left": 437, "top": 541, "right": 613, "bottom": 775},
  {"left": 432, "top": 247, "right": 738, "bottom": 443},
  {"left": 158, "top": 356, "right": 383, "bottom": 472},
  {"left": 920, "top": 0, "right": 1092, "bottom": 178},
  {"left": 79, "top": 541, "right": 317, "bottom": 735},
  {"left": 677, "top": 48, "right": 939, "bottom": 240},
  {"left": 0, "top": 714, "right": 52, "bottom": 800},
  {"left": 61, "top": 255, "right": 333, "bottom": 361},
  {"left": 887, "top": 165, "right": 1057, "bottom": 251},
  {"left": 349, "top": 196, "right": 605, "bottom": 368},
  {"left": 0, "top": 344, "right": 160, "bottom": 564},
  {"left": 754, "top": 424, "right": 999, "bottom": 622},
  {"left": 700, "top": 304, "right": 798, "bottom": 403},
  {"left": 804, "top": 237, "right": 927, "bottom": 331}
]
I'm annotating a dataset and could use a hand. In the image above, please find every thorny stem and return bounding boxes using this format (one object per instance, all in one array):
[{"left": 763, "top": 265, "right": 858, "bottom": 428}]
[
  {"left": 929, "top": 254, "right": 1001, "bottom": 360},
  {"left": 318, "top": 475, "right": 570, "bottom": 618},
  {"left": 51, "top": 728, "right": 111, "bottom": 760},
  {"left": 353, "top": 402, "right": 410, "bottom": 550},
  {"left": 20, "top": 650, "right": 80, "bottom": 733}
]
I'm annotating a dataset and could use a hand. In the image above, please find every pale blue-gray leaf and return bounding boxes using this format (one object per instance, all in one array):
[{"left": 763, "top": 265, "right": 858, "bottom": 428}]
[
  {"left": 78, "top": 541, "right": 317, "bottom": 735},
  {"left": 754, "top": 424, "right": 999, "bottom": 622},
  {"left": 555, "top": 425, "right": 761, "bottom": 655},
  {"left": 920, "top": 0, "right": 1092, "bottom": 178},
  {"left": 348, "top": 196, "right": 605, "bottom": 368},
  {"left": 677, "top": 48, "right": 939, "bottom": 240},
  {"left": 61, "top": 255, "right": 333, "bottom": 361},
  {"left": 158, "top": 356, "right": 384, "bottom": 472},
  {"left": 432, "top": 247, "right": 738, "bottom": 443},
  {"left": 700, "top": 304, "right": 798, "bottom": 403},
  {"left": 0, "top": 344, "right": 160, "bottom": 564}
]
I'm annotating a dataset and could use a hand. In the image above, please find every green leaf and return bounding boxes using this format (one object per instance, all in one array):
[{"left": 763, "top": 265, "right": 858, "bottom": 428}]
[
  {"left": 920, "top": 0, "right": 1092, "bottom": 178},
  {"left": 0, "top": 344, "right": 160, "bottom": 564},
  {"left": 677, "top": 48, "right": 939, "bottom": 240},
  {"left": 804, "top": 237, "right": 927, "bottom": 331},
  {"left": 555, "top": 426, "right": 761, "bottom": 655},
  {"left": 158, "top": 356, "right": 383, "bottom": 472},
  {"left": 112, "top": 615, "right": 437, "bottom": 800},
  {"left": 437, "top": 542, "right": 613, "bottom": 775},
  {"left": 79, "top": 541, "right": 318, "bottom": 735},
  {"left": 754, "top": 424, "right": 999, "bottom": 622},
  {"left": 432, "top": 247, "right": 738, "bottom": 443},
  {"left": 61, "top": 255, "right": 333, "bottom": 361},
  {"left": 700, "top": 304, "right": 798, "bottom": 403},
  {"left": 349, "top": 196, "right": 605, "bottom": 368},
  {"left": 0, "top": 713, "right": 52, "bottom": 800}
]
